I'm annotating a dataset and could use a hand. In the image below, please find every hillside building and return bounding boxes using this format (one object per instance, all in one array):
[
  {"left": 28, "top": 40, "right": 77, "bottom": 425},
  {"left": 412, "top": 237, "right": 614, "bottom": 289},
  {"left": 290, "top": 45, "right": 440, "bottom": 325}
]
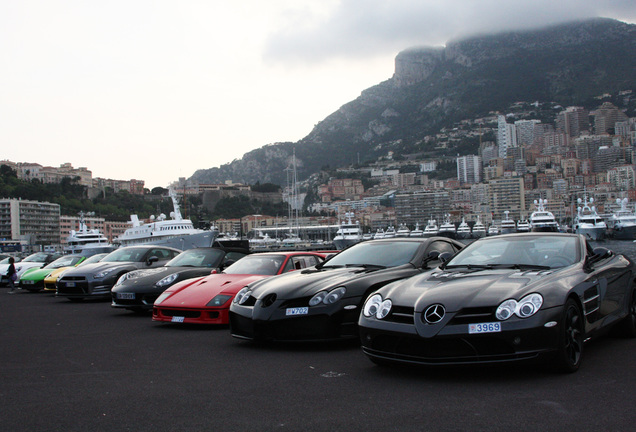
[{"left": 0, "top": 198, "right": 61, "bottom": 249}]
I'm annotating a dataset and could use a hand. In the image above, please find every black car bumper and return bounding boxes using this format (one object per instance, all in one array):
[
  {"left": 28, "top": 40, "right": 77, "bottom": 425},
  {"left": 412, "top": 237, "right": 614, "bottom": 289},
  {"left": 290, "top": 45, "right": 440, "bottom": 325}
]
[
  {"left": 359, "top": 308, "right": 562, "bottom": 366},
  {"left": 111, "top": 291, "right": 161, "bottom": 310},
  {"left": 56, "top": 278, "right": 113, "bottom": 299},
  {"left": 229, "top": 300, "right": 361, "bottom": 342}
]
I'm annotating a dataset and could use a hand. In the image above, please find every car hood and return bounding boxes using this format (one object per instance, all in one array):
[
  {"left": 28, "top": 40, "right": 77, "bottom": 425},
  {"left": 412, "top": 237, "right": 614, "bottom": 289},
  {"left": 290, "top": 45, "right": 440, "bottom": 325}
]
[
  {"left": 114, "top": 266, "right": 214, "bottom": 291},
  {"left": 20, "top": 267, "right": 51, "bottom": 280},
  {"left": 383, "top": 268, "right": 558, "bottom": 312},
  {"left": 249, "top": 265, "right": 405, "bottom": 300},
  {"left": 161, "top": 274, "right": 268, "bottom": 308},
  {"left": 62, "top": 261, "right": 133, "bottom": 276}
]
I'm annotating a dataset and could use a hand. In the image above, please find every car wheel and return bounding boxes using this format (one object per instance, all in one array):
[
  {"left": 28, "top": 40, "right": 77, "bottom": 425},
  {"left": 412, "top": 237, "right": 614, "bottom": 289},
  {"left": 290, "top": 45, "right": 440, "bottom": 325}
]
[
  {"left": 555, "top": 298, "right": 584, "bottom": 373},
  {"left": 619, "top": 287, "right": 636, "bottom": 338}
]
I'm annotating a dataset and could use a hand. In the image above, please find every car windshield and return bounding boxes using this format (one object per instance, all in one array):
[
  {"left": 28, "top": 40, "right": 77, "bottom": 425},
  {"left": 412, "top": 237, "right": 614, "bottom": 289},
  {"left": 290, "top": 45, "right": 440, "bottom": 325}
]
[
  {"left": 323, "top": 241, "right": 421, "bottom": 268},
  {"left": 165, "top": 249, "right": 225, "bottom": 268},
  {"left": 224, "top": 255, "right": 285, "bottom": 275},
  {"left": 79, "top": 253, "right": 108, "bottom": 265},
  {"left": 22, "top": 253, "right": 50, "bottom": 263},
  {"left": 101, "top": 248, "right": 148, "bottom": 263},
  {"left": 444, "top": 235, "right": 580, "bottom": 269},
  {"left": 44, "top": 256, "right": 83, "bottom": 269}
]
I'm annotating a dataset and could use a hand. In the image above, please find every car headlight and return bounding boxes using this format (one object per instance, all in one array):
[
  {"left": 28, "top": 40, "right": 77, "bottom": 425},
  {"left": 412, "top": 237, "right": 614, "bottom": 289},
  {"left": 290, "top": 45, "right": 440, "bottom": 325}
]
[
  {"left": 309, "top": 287, "right": 346, "bottom": 306},
  {"left": 156, "top": 273, "right": 179, "bottom": 287},
  {"left": 234, "top": 287, "right": 252, "bottom": 305},
  {"left": 95, "top": 268, "right": 118, "bottom": 279},
  {"left": 496, "top": 293, "right": 543, "bottom": 320},
  {"left": 207, "top": 294, "right": 232, "bottom": 307},
  {"left": 363, "top": 294, "right": 392, "bottom": 319},
  {"left": 154, "top": 291, "right": 172, "bottom": 306},
  {"left": 114, "top": 273, "right": 131, "bottom": 287}
]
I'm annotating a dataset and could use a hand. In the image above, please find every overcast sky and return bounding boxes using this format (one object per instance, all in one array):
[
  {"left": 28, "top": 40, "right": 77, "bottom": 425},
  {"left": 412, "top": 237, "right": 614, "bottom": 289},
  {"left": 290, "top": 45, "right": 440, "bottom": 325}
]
[{"left": 2, "top": 1, "right": 634, "bottom": 189}]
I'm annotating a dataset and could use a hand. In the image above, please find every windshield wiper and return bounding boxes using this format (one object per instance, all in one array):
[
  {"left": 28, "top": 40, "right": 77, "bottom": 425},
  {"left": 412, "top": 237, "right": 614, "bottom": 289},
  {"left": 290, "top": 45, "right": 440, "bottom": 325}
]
[
  {"left": 345, "top": 263, "right": 387, "bottom": 269},
  {"left": 443, "top": 264, "right": 496, "bottom": 270},
  {"left": 492, "top": 264, "right": 552, "bottom": 271}
]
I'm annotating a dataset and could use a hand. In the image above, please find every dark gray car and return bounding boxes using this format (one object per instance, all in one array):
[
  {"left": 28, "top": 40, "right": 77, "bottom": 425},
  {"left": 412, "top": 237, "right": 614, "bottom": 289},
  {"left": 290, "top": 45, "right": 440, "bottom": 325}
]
[{"left": 56, "top": 246, "right": 181, "bottom": 300}]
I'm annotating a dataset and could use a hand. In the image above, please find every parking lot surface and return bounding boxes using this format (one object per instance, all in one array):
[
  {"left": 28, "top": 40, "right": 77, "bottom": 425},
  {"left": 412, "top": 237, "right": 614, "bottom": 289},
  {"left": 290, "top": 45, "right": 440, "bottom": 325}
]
[{"left": 1, "top": 289, "right": 635, "bottom": 432}]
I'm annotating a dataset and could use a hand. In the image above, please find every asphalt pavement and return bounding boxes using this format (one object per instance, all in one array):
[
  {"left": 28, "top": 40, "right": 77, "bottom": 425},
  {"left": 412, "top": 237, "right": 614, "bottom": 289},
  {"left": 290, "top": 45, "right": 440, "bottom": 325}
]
[{"left": 1, "top": 287, "right": 635, "bottom": 432}]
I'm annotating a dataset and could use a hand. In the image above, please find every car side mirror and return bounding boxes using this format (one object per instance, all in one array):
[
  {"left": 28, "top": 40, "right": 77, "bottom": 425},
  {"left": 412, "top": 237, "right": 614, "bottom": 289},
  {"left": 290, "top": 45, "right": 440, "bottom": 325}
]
[
  {"left": 422, "top": 250, "right": 441, "bottom": 267},
  {"left": 147, "top": 256, "right": 159, "bottom": 266},
  {"left": 592, "top": 247, "right": 611, "bottom": 261},
  {"left": 438, "top": 252, "right": 453, "bottom": 263}
]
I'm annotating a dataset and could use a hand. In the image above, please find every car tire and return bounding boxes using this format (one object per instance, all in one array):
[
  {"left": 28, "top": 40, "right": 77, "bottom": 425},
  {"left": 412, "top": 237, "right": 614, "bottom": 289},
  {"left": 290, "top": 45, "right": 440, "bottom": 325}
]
[
  {"left": 554, "top": 298, "right": 584, "bottom": 373},
  {"left": 619, "top": 287, "right": 636, "bottom": 338}
]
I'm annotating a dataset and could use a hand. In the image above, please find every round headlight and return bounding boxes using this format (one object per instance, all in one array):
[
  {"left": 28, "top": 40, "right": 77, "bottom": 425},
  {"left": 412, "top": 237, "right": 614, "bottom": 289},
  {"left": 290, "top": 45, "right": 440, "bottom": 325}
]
[
  {"left": 323, "top": 287, "right": 346, "bottom": 304},
  {"left": 234, "top": 287, "right": 251, "bottom": 305},
  {"left": 309, "top": 291, "right": 327, "bottom": 306},
  {"left": 517, "top": 293, "right": 543, "bottom": 318},
  {"left": 156, "top": 273, "right": 179, "bottom": 287},
  {"left": 363, "top": 294, "right": 383, "bottom": 317},
  {"left": 496, "top": 299, "right": 517, "bottom": 320},
  {"left": 377, "top": 299, "right": 392, "bottom": 319}
]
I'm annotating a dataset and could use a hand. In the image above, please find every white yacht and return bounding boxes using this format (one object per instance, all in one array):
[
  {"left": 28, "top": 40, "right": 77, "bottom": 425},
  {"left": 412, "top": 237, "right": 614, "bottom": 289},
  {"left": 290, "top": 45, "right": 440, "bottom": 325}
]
[
  {"left": 373, "top": 228, "right": 385, "bottom": 240},
  {"left": 516, "top": 219, "right": 531, "bottom": 232},
  {"left": 611, "top": 198, "right": 636, "bottom": 240},
  {"left": 438, "top": 214, "right": 456, "bottom": 239},
  {"left": 530, "top": 199, "right": 559, "bottom": 232},
  {"left": 455, "top": 218, "right": 471, "bottom": 240},
  {"left": 396, "top": 223, "right": 411, "bottom": 237},
  {"left": 65, "top": 212, "right": 116, "bottom": 256},
  {"left": 115, "top": 188, "right": 218, "bottom": 250},
  {"left": 573, "top": 195, "right": 606, "bottom": 241},
  {"left": 249, "top": 231, "right": 281, "bottom": 251},
  {"left": 383, "top": 226, "right": 397, "bottom": 238},
  {"left": 500, "top": 211, "right": 517, "bottom": 234},
  {"left": 333, "top": 212, "right": 363, "bottom": 250},
  {"left": 409, "top": 223, "right": 424, "bottom": 237},
  {"left": 487, "top": 224, "right": 500, "bottom": 236},
  {"left": 471, "top": 216, "right": 487, "bottom": 238},
  {"left": 423, "top": 218, "right": 439, "bottom": 238}
]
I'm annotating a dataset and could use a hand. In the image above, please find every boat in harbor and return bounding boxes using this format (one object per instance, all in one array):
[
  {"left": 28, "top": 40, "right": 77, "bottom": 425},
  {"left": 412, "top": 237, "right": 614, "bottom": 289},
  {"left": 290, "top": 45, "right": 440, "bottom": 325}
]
[
  {"left": 487, "top": 224, "right": 500, "bottom": 236},
  {"left": 115, "top": 188, "right": 218, "bottom": 250},
  {"left": 383, "top": 226, "right": 397, "bottom": 238},
  {"left": 396, "top": 223, "right": 411, "bottom": 237},
  {"left": 373, "top": 228, "right": 385, "bottom": 239},
  {"left": 65, "top": 212, "right": 116, "bottom": 256},
  {"left": 333, "top": 212, "right": 363, "bottom": 250},
  {"left": 516, "top": 219, "right": 531, "bottom": 232},
  {"left": 409, "top": 223, "right": 424, "bottom": 237},
  {"left": 455, "top": 218, "right": 471, "bottom": 240},
  {"left": 530, "top": 199, "right": 559, "bottom": 232},
  {"left": 610, "top": 198, "right": 636, "bottom": 240},
  {"left": 472, "top": 216, "right": 486, "bottom": 238},
  {"left": 500, "top": 211, "right": 517, "bottom": 234},
  {"left": 573, "top": 195, "right": 606, "bottom": 241},
  {"left": 438, "top": 214, "right": 456, "bottom": 239},
  {"left": 422, "top": 218, "right": 439, "bottom": 238}
]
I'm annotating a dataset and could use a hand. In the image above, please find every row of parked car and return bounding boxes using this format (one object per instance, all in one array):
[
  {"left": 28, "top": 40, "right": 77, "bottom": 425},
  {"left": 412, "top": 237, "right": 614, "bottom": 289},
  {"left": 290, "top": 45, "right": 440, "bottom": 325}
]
[{"left": 4, "top": 232, "right": 636, "bottom": 373}]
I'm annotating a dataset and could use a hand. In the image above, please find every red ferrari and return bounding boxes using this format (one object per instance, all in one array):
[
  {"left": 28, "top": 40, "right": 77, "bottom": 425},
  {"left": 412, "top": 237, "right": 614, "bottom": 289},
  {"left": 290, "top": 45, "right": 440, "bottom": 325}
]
[{"left": 152, "top": 251, "right": 330, "bottom": 324}]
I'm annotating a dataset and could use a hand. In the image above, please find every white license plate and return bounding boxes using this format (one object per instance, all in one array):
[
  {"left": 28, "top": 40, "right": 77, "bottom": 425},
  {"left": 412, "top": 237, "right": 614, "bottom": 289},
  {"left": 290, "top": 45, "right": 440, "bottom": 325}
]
[
  {"left": 22, "top": 280, "right": 34, "bottom": 285},
  {"left": 117, "top": 292, "right": 135, "bottom": 300},
  {"left": 171, "top": 316, "right": 185, "bottom": 323},
  {"left": 66, "top": 282, "right": 76, "bottom": 287},
  {"left": 286, "top": 307, "right": 308, "bottom": 316},
  {"left": 469, "top": 322, "right": 501, "bottom": 334}
]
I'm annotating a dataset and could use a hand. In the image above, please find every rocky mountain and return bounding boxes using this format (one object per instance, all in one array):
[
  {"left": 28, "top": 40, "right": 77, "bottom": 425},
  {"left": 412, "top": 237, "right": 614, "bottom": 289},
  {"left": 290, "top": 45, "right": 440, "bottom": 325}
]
[{"left": 190, "top": 18, "right": 636, "bottom": 186}]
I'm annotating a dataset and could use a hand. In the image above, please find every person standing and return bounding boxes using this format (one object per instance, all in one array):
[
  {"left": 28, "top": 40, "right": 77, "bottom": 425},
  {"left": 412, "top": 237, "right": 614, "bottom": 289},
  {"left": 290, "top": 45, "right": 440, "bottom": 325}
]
[{"left": 6, "top": 257, "right": 17, "bottom": 293}]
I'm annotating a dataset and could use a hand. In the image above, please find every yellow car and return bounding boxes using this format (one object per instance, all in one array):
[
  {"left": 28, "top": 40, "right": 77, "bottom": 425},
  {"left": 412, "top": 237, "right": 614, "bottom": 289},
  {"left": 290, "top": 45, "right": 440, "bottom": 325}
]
[{"left": 43, "top": 253, "right": 109, "bottom": 292}]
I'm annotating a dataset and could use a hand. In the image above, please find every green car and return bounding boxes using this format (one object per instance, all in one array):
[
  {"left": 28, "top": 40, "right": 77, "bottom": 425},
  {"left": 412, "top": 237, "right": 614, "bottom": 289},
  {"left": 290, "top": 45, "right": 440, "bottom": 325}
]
[{"left": 19, "top": 255, "right": 87, "bottom": 292}]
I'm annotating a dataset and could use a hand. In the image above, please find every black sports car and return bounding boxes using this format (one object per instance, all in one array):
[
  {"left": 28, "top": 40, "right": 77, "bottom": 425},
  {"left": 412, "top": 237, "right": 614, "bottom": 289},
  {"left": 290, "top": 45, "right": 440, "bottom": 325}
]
[
  {"left": 111, "top": 246, "right": 249, "bottom": 312},
  {"left": 229, "top": 237, "right": 464, "bottom": 341},
  {"left": 56, "top": 245, "right": 182, "bottom": 300},
  {"left": 359, "top": 233, "right": 636, "bottom": 372}
]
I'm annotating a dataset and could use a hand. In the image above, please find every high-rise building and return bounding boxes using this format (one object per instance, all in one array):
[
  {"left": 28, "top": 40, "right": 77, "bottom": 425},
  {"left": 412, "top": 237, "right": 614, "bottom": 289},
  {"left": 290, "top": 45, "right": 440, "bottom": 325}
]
[
  {"left": 0, "top": 199, "right": 60, "bottom": 247},
  {"left": 497, "top": 115, "right": 517, "bottom": 158},
  {"left": 514, "top": 120, "right": 541, "bottom": 147},
  {"left": 488, "top": 177, "right": 525, "bottom": 221},
  {"left": 594, "top": 102, "right": 628, "bottom": 135},
  {"left": 457, "top": 155, "right": 482, "bottom": 184},
  {"left": 556, "top": 106, "right": 590, "bottom": 138},
  {"left": 394, "top": 190, "right": 451, "bottom": 227}
]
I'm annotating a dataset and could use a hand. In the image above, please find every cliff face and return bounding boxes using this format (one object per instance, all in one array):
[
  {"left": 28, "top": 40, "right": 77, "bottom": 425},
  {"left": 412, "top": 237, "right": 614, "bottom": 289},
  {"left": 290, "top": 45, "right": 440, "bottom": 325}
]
[{"left": 191, "top": 18, "right": 636, "bottom": 186}]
